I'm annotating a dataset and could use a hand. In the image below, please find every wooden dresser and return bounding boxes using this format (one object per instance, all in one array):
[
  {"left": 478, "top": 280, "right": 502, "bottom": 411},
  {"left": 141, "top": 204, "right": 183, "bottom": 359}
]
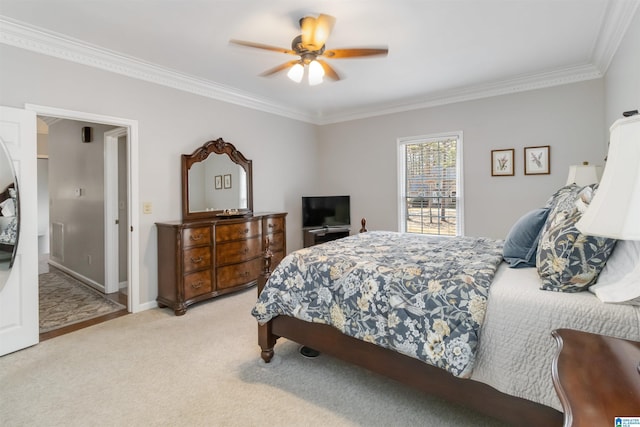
[{"left": 156, "top": 212, "right": 286, "bottom": 315}]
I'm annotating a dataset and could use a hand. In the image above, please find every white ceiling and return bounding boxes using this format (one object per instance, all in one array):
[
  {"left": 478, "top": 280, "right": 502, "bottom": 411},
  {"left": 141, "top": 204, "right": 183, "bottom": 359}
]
[{"left": 0, "top": 1, "right": 637, "bottom": 124}]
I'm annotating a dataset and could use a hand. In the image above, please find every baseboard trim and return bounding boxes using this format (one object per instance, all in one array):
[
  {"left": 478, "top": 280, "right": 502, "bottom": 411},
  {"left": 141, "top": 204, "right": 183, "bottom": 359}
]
[{"left": 46, "top": 260, "right": 104, "bottom": 293}]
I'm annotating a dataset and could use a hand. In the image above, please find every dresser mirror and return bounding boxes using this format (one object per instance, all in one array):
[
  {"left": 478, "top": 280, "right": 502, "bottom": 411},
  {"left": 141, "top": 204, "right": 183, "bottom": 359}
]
[
  {"left": 182, "top": 138, "right": 253, "bottom": 220},
  {"left": 0, "top": 137, "right": 19, "bottom": 291}
]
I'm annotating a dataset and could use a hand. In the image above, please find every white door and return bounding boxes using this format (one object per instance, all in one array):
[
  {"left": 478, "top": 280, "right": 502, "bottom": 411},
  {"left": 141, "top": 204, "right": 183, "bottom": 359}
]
[{"left": 0, "top": 106, "right": 38, "bottom": 356}]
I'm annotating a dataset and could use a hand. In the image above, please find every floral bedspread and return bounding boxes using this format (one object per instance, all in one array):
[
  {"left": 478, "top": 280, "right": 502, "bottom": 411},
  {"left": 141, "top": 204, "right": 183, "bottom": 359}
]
[{"left": 252, "top": 231, "right": 504, "bottom": 378}]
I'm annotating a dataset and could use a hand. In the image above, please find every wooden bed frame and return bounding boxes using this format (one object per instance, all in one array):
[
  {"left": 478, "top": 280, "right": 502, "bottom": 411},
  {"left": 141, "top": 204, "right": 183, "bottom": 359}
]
[{"left": 256, "top": 219, "right": 563, "bottom": 427}]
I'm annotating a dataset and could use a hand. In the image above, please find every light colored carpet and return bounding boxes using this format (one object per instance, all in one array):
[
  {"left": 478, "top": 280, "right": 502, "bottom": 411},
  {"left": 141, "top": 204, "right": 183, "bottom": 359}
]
[
  {"left": 39, "top": 269, "right": 126, "bottom": 333},
  {"left": 0, "top": 288, "right": 508, "bottom": 426}
]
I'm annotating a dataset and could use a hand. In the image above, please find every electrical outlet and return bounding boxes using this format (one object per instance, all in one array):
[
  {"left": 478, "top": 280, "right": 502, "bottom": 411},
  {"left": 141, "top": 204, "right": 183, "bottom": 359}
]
[
  {"left": 87, "top": 254, "right": 92, "bottom": 265},
  {"left": 143, "top": 202, "right": 152, "bottom": 214}
]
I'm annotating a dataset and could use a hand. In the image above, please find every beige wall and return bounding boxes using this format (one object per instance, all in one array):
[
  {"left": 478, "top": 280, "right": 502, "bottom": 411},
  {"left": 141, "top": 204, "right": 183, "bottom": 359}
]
[
  {"left": 605, "top": 9, "right": 640, "bottom": 128},
  {"left": 0, "top": 44, "right": 318, "bottom": 305},
  {"left": 47, "top": 119, "right": 116, "bottom": 284},
  {"left": 317, "top": 80, "right": 606, "bottom": 239}
]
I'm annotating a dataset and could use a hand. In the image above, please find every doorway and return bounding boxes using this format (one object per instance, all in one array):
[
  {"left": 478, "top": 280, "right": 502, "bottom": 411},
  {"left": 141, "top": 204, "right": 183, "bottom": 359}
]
[
  {"left": 26, "top": 104, "right": 141, "bottom": 339},
  {"left": 37, "top": 117, "right": 130, "bottom": 339}
]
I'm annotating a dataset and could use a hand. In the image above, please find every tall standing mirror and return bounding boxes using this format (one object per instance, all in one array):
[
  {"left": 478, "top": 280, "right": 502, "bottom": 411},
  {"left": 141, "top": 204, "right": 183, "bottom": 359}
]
[
  {"left": 0, "top": 137, "right": 19, "bottom": 290},
  {"left": 182, "top": 138, "right": 253, "bottom": 220}
]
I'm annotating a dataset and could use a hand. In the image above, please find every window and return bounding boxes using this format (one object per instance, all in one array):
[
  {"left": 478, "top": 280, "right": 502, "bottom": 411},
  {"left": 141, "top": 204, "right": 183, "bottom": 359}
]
[{"left": 398, "top": 132, "right": 463, "bottom": 236}]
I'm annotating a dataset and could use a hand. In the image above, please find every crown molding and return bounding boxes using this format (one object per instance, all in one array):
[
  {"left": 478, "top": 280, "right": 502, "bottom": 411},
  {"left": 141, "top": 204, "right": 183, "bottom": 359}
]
[
  {"left": 316, "top": 63, "right": 604, "bottom": 124},
  {"left": 591, "top": 0, "right": 639, "bottom": 73},
  {"left": 0, "top": 17, "right": 315, "bottom": 123},
  {"left": 0, "top": 3, "right": 634, "bottom": 126}
]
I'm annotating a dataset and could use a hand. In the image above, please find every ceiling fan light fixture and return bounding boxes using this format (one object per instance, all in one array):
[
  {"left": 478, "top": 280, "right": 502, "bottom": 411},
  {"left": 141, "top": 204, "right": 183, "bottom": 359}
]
[
  {"left": 300, "top": 16, "right": 316, "bottom": 48},
  {"left": 287, "top": 62, "right": 304, "bottom": 83},
  {"left": 300, "top": 14, "right": 335, "bottom": 51},
  {"left": 308, "top": 60, "right": 324, "bottom": 86}
]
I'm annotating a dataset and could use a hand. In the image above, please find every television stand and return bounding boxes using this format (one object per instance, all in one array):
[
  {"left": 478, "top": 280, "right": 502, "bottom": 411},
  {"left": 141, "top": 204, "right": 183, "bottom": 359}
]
[{"left": 303, "top": 226, "right": 350, "bottom": 248}]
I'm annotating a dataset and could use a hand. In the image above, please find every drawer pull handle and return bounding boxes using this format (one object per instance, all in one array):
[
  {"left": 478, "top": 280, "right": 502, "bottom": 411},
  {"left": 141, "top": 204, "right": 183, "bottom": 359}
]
[
  {"left": 190, "top": 234, "right": 203, "bottom": 241},
  {"left": 241, "top": 271, "right": 249, "bottom": 277},
  {"left": 190, "top": 256, "right": 203, "bottom": 263},
  {"left": 243, "top": 228, "right": 249, "bottom": 234},
  {"left": 268, "top": 223, "right": 274, "bottom": 229},
  {"left": 192, "top": 281, "right": 203, "bottom": 289}
]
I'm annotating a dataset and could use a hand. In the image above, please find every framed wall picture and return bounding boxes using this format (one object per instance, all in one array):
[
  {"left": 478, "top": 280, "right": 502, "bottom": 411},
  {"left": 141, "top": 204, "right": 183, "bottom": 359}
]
[
  {"left": 223, "top": 174, "right": 232, "bottom": 189},
  {"left": 524, "top": 145, "right": 551, "bottom": 175},
  {"left": 491, "top": 149, "right": 515, "bottom": 176},
  {"left": 214, "top": 175, "right": 222, "bottom": 190}
]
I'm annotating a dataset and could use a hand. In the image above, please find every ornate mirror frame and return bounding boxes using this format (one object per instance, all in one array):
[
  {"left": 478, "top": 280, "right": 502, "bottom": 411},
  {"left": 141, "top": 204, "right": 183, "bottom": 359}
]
[{"left": 181, "top": 138, "right": 253, "bottom": 221}]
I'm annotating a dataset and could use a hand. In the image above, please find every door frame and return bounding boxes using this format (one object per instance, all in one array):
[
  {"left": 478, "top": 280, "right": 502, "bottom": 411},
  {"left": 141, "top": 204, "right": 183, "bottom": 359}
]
[
  {"left": 25, "top": 104, "right": 140, "bottom": 313},
  {"left": 104, "top": 127, "right": 127, "bottom": 294}
]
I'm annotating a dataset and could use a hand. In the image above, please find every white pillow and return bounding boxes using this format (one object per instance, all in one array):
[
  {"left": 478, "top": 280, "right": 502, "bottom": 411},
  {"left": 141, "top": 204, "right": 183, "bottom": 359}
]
[
  {"left": 0, "top": 198, "right": 15, "bottom": 217},
  {"left": 590, "top": 240, "right": 640, "bottom": 304}
]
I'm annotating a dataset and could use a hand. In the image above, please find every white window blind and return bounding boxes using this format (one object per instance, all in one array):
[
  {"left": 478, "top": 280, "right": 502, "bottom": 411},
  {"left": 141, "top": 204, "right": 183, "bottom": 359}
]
[{"left": 398, "top": 133, "right": 463, "bottom": 236}]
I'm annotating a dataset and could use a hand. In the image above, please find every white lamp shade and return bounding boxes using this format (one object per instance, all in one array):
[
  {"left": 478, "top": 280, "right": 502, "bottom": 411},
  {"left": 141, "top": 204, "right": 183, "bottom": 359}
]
[
  {"left": 307, "top": 60, "right": 324, "bottom": 86},
  {"left": 576, "top": 115, "right": 640, "bottom": 239},
  {"left": 287, "top": 63, "right": 304, "bottom": 83},
  {"left": 565, "top": 164, "right": 603, "bottom": 187}
]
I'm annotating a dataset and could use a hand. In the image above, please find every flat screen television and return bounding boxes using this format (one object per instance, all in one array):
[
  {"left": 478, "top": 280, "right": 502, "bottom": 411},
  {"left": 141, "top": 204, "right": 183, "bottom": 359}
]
[{"left": 302, "top": 195, "right": 350, "bottom": 229}]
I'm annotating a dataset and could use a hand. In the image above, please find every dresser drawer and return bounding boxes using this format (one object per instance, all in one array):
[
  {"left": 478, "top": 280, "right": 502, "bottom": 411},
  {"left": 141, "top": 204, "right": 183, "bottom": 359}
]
[
  {"left": 264, "top": 216, "right": 285, "bottom": 234},
  {"left": 183, "top": 226, "right": 211, "bottom": 247},
  {"left": 216, "top": 258, "right": 262, "bottom": 289},
  {"left": 183, "top": 246, "right": 212, "bottom": 273},
  {"left": 216, "top": 236, "right": 261, "bottom": 265},
  {"left": 216, "top": 220, "right": 261, "bottom": 242},
  {"left": 184, "top": 270, "right": 212, "bottom": 300},
  {"left": 265, "top": 232, "right": 284, "bottom": 252}
]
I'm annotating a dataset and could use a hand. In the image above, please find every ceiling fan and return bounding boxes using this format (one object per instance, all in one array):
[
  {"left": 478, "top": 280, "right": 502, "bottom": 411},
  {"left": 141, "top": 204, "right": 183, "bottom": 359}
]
[{"left": 230, "top": 14, "right": 388, "bottom": 85}]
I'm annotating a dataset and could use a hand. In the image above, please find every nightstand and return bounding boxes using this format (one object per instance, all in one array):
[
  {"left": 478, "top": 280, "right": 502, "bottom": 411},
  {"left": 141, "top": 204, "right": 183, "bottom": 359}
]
[{"left": 552, "top": 328, "right": 640, "bottom": 427}]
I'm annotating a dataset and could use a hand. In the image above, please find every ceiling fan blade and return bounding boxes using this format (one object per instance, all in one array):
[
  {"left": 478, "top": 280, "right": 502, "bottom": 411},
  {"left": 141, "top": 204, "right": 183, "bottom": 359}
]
[
  {"left": 300, "top": 14, "right": 335, "bottom": 51},
  {"left": 260, "top": 60, "right": 300, "bottom": 77},
  {"left": 323, "top": 47, "right": 389, "bottom": 59},
  {"left": 229, "top": 39, "right": 296, "bottom": 56},
  {"left": 317, "top": 60, "right": 340, "bottom": 81}
]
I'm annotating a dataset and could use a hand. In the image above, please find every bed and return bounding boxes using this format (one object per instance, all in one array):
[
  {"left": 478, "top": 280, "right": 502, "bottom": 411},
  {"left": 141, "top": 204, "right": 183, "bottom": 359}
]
[
  {"left": 0, "top": 183, "right": 17, "bottom": 254},
  {"left": 251, "top": 185, "right": 640, "bottom": 426}
]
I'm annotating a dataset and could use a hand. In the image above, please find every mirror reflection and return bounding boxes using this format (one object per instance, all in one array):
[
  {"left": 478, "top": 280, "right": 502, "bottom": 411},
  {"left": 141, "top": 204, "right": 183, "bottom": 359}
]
[
  {"left": 0, "top": 137, "right": 19, "bottom": 290},
  {"left": 182, "top": 138, "right": 253, "bottom": 221},
  {"left": 188, "top": 155, "right": 248, "bottom": 212}
]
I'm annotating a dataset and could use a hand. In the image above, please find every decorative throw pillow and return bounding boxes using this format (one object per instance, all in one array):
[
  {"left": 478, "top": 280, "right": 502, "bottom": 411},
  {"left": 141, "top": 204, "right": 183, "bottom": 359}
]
[
  {"left": 503, "top": 208, "right": 550, "bottom": 268},
  {"left": 0, "top": 198, "right": 15, "bottom": 217},
  {"left": 537, "top": 209, "right": 617, "bottom": 292},
  {"left": 539, "top": 184, "right": 581, "bottom": 238}
]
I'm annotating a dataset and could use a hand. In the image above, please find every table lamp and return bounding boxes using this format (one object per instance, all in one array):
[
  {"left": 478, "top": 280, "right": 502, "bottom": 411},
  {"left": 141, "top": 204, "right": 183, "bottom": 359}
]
[
  {"left": 576, "top": 114, "right": 640, "bottom": 302},
  {"left": 565, "top": 162, "right": 603, "bottom": 187}
]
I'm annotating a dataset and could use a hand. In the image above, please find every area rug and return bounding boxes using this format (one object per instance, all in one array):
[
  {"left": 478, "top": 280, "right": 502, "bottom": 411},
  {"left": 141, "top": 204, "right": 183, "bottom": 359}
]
[{"left": 39, "top": 270, "right": 126, "bottom": 333}]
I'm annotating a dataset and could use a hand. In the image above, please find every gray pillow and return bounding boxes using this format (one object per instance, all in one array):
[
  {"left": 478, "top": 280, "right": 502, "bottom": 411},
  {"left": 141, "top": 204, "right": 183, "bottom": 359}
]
[{"left": 503, "top": 208, "right": 550, "bottom": 268}]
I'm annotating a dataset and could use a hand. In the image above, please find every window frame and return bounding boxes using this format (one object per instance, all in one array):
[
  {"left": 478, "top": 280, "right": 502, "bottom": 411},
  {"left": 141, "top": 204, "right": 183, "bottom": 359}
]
[{"left": 397, "top": 131, "right": 464, "bottom": 236}]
